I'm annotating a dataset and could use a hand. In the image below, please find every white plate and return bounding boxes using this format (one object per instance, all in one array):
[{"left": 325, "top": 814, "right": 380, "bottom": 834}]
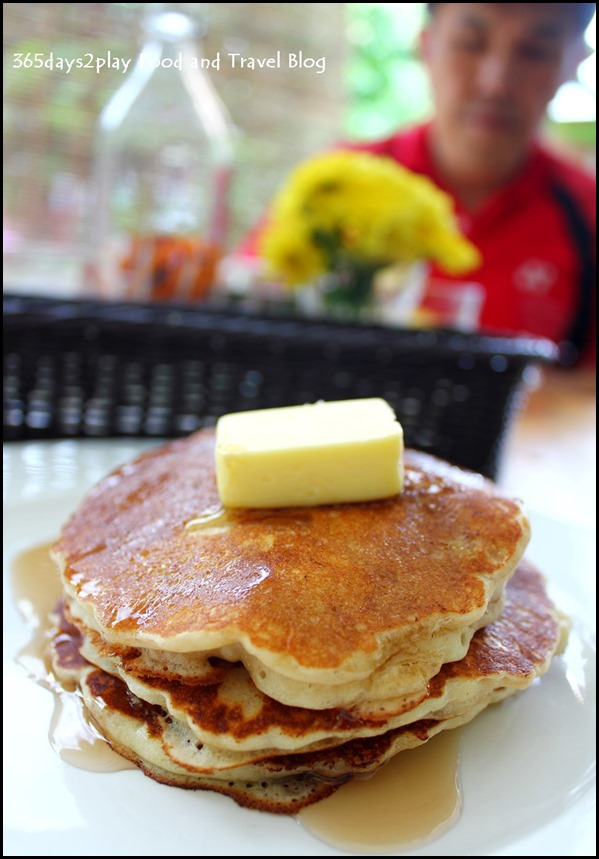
[{"left": 3, "top": 440, "right": 596, "bottom": 857}]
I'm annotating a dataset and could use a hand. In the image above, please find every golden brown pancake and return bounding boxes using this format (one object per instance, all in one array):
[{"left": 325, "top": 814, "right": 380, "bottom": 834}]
[
  {"left": 51, "top": 431, "right": 530, "bottom": 710},
  {"left": 49, "top": 562, "right": 567, "bottom": 813}
]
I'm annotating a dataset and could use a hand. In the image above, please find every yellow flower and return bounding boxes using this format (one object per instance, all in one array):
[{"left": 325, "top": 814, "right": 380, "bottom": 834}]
[
  {"left": 259, "top": 217, "right": 325, "bottom": 287},
  {"left": 259, "top": 150, "right": 481, "bottom": 286}
]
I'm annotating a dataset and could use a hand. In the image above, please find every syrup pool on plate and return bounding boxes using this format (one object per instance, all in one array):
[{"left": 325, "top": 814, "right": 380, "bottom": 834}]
[
  {"left": 11, "top": 541, "right": 135, "bottom": 774},
  {"left": 298, "top": 728, "right": 462, "bottom": 854}
]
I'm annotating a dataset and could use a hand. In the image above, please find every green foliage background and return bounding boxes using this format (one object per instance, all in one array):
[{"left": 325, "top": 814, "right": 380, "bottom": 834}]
[{"left": 344, "top": 3, "right": 431, "bottom": 141}]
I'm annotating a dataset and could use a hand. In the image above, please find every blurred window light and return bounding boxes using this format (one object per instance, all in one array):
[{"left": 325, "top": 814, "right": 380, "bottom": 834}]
[{"left": 549, "top": 12, "right": 596, "bottom": 123}]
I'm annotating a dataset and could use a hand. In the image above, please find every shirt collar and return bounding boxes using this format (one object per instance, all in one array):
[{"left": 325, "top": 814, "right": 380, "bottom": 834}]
[{"left": 411, "top": 123, "right": 551, "bottom": 233}]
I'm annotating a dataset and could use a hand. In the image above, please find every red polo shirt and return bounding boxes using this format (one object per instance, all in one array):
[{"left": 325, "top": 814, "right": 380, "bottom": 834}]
[{"left": 350, "top": 124, "right": 596, "bottom": 365}]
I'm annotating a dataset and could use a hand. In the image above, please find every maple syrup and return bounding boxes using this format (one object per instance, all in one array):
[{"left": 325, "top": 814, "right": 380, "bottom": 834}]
[
  {"left": 10, "top": 542, "right": 134, "bottom": 773},
  {"left": 11, "top": 541, "right": 461, "bottom": 850},
  {"left": 298, "top": 729, "right": 461, "bottom": 853}
]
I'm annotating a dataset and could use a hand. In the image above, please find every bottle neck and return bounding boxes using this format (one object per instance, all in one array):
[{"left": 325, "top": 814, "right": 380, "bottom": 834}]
[{"left": 138, "top": 34, "right": 201, "bottom": 70}]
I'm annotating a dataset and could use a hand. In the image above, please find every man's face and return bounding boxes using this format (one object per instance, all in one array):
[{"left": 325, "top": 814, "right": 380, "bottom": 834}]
[{"left": 421, "top": 3, "right": 585, "bottom": 165}]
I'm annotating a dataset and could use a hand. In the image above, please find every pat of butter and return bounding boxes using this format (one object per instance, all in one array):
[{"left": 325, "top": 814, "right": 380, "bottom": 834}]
[{"left": 215, "top": 398, "right": 403, "bottom": 509}]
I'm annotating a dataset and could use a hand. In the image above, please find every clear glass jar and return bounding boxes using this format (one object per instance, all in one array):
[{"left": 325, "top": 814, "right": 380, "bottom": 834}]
[{"left": 86, "top": 7, "right": 234, "bottom": 301}]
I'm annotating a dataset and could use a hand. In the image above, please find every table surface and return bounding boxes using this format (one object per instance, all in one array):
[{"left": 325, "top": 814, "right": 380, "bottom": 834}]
[{"left": 500, "top": 367, "right": 596, "bottom": 531}]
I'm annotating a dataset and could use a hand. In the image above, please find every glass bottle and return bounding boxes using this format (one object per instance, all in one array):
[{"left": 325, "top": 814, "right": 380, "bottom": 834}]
[{"left": 87, "top": 6, "right": 234, "bottom": 302}]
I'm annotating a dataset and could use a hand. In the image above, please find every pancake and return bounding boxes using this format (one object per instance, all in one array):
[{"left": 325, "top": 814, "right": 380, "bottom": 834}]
[
  {"left": 49, "top": 562, "right": 568, "bottom": 813},
  {"left": 51, "top": 430, "right": 530, "bottom": 711},
  {"left": 67, "top": 585, "right": 506, "bottom": 718}
]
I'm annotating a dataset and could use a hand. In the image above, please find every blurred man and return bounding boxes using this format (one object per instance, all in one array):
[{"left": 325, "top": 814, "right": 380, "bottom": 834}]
[{"left": 353, "top": 3, "right": 596, "bottom": 365}]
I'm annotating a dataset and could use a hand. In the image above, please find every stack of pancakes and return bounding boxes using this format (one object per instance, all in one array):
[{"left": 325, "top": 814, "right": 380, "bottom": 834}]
[{"left": 50, "top": 430, "right": 567, "bottom": 813}]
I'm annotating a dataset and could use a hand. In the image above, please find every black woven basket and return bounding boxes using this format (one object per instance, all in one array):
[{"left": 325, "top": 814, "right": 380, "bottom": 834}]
[{"left": 3, "top": 293, "right": 558, "bottom": 478}]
